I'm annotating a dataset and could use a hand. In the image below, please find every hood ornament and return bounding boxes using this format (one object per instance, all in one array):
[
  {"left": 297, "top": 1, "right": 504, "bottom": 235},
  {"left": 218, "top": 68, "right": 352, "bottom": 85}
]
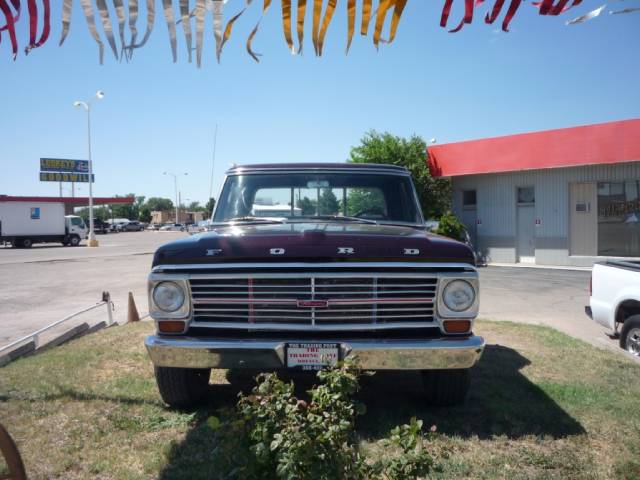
[
  {"left": 206, "top": 249, "right": 223, "bottom": 256},
  {"left": 338, "top": 247, "right": 355, "bottom": 254},
  {"left": 270, "top": 248, "right": 285, "bottom": 255},
  {"left": 404, "top": 248, "right": 420, "bottom": 255}
]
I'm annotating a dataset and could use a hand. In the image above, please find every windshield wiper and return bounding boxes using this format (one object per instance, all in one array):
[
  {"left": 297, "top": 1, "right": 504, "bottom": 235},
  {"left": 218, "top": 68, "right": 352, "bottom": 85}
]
[
  {"left": 224, "top": 216, "right": 285, "bottom": 224},
  {"left": 297, "top": 215, "right": 378, "bottom": 225}
]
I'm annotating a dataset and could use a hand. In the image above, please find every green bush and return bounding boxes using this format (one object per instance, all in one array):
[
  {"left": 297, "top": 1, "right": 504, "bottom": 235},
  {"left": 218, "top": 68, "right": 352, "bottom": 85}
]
[
  {"left": 207, "top": 363, "right": 436, "bottom": 479},
  {"left": 436, "top": 211, "right": 467, "bottom": 242}
]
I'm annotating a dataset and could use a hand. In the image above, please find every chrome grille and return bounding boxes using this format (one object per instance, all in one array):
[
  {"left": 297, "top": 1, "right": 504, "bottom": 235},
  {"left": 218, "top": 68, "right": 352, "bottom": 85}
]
[{"left": 189, "top": 274, "right": 438, "bottom": 330}]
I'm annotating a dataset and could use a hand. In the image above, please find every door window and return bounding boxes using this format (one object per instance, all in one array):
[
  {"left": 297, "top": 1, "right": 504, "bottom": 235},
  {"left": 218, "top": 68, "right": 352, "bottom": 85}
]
[
  {"left": 462, "top": 190, "right": 476, "bottom": 208},
  {"left": 597, "top": 181, "right": 640, "bottom": 257},
  {"left": 517, "top": 186, "right": 535, "bottom": 205}
]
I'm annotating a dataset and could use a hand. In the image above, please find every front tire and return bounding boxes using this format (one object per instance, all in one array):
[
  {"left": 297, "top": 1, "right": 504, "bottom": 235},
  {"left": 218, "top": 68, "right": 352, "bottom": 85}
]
[
  {"left": 154, "top": 367, "right": 211, "bottom": 408},
  {"left": 69, "top": 235, "right": 81, "bottom": 247},
  {"left": 421, "top": 369, "right": 470, "bottom": 406},
  {"left": 620, "top": 315, "right": 640, "bottom": 357},
  {"left": 20, "top": 238, "right": 33, "bottom": 248}
]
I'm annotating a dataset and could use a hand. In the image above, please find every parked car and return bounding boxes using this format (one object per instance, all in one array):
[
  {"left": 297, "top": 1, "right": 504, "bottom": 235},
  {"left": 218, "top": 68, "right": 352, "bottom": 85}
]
[
  {"left": 159, "top": 223, "right": 185, "bottom": 232},
  {"left": 587, "top": 260, "right": 640, "bottom": 357},
  {"left": 121, "top": 221, "right": 144, "bottom": 232},
  {"left": 91, "top": 218, "right": 110, "bottom": 234},
  {"left": 148, "top": 223, "right": 161, "bottom": 231},
  {"left": 145, "top": 163, "right": 484, "bottom": 408}
]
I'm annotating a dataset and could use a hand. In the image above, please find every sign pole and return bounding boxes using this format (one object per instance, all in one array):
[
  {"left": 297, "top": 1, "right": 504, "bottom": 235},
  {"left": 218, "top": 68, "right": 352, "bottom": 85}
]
[
  {"left": 59, "top": 181, "right": 62, "bottom": 197},
  {"left": 86, "top": 103, "right": 98, "bottom": 247}
]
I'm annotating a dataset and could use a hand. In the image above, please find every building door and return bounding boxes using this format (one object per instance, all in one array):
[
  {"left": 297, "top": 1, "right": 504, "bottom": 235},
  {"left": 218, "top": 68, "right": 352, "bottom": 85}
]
[
  {"left": 461, "top": 190, "right": 478, "bottom": 254},
  {"left": 569, "top": 183, "right": 597, "bottom": 256},
  {"left": 516, "top": 186, "right": 535, "bottom": 263}
]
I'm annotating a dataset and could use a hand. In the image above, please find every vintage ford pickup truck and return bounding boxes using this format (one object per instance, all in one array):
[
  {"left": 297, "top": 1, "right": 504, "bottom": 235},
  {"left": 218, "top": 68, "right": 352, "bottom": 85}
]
[{"left": 145, "top": 163, "right": 485, "bottom": 407}]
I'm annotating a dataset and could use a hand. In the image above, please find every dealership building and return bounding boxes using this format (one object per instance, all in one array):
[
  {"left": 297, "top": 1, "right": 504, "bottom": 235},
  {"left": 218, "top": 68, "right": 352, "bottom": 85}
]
[{"left": 428, "top": 119, "right": 640, "bottom": 267}]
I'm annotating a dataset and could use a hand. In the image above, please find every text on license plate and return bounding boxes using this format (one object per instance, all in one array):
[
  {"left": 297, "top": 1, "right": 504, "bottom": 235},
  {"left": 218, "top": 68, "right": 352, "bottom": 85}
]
[{"left": 287, "top": 343, "right": 339, "bottom": 369}]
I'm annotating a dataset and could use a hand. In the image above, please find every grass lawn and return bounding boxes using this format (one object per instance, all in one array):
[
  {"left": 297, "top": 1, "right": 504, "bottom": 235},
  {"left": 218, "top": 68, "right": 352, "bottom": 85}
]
[{"left": 1, "top": 320, "right": 639, "bottom": 479}]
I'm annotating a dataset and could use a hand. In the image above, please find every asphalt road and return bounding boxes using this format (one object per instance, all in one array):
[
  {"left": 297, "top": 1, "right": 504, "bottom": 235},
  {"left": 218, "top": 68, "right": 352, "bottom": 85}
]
[
  {"left": 0, "top": 231, "right": 188, "bottom": 347},
  {"left": 0, "top": 233, "right": 628, "bottom": 359},
  {"left": 477, "top": 266, "right": 624, "bottom": 354}
]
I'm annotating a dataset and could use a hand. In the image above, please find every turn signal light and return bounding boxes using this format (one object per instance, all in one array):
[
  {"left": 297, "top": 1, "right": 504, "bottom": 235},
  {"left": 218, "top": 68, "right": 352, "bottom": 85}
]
[
  {"left": 443, "top": 320, "right": 471, "bottom": 334},
  {"left": 158, "top": 320, "right": 186, "bottom": 334}
]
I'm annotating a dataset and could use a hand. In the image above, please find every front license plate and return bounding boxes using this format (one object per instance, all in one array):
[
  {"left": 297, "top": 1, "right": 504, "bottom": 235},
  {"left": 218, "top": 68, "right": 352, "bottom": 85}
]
[{"left": 286, "top": 343, "right": 339, "bottom": 370}]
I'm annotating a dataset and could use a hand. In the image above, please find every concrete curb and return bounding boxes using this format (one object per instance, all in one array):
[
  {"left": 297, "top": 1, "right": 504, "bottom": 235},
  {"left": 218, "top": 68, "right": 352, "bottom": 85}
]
[
  {"left": 0, "top": 321, "right": 113, "bottom": 367},
  {"left": 0, "top": 341, "right": 36, "bottom": 367},
  {"left": 38, "top": 323, "right": 90, "bottom": 353}
]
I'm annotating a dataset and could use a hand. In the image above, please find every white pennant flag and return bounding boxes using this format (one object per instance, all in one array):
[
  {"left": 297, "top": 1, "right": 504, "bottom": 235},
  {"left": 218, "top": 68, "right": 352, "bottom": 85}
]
[{"left": 566, "top": 4, "right": 606, "bottom": 25}]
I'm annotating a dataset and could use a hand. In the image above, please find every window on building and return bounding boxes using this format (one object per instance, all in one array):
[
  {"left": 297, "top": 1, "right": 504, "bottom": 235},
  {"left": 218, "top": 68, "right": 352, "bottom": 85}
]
[
  {"left": 597, "top": 181, "right": 640, "bottom": 257},
  {"left": 462, "top": 190, "right": 476, "bottom": 208},
  {"left": 517, "top": 186, "right": 535, "bottom": 204}
]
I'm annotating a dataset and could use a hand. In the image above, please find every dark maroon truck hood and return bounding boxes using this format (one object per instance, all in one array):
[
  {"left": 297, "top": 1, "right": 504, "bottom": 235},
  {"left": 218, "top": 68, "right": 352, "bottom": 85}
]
[{"left": 152, "top": 222, "right": 475, "bottom": 267}]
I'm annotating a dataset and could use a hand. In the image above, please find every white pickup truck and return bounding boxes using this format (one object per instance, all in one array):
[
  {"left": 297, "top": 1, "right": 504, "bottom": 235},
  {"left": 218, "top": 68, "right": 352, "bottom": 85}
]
[{"left": 587, "top": 261, "right": 640, "bottom": 357}]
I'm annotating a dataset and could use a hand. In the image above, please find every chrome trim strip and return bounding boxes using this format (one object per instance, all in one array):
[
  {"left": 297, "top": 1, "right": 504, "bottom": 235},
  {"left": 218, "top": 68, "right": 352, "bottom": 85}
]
[
  {"left": 145, "top": 334, "right": 485, "bottom": 370},
  {"left": 192, "top": 297, "right": 434, "bottom": 305},
  {"left": 153, "top": 262, "right": 477, "bottom": 273},
  {"left": 188, "top": 321, "right": 437, "bottom": 331}
]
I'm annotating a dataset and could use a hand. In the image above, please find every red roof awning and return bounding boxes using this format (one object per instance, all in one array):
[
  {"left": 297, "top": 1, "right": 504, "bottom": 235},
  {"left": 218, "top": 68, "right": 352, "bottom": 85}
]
[
  {"left": 0, "top": 196, "right": 135, "bottom": 205},
  {"left": 427, "top": 119, "right": 640, "bottom": 177}
]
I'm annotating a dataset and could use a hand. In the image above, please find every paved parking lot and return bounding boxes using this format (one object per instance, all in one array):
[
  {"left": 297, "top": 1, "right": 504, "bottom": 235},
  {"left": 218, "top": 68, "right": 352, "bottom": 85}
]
[
  {"left": 0, "top": 231, "right": 188, "bottom": 346},
  {"left": 0, "top": 233, "right": 626, "bottom": 358},
  {"left": 477, "top": 266, "right": 623, "bottom": 354}
]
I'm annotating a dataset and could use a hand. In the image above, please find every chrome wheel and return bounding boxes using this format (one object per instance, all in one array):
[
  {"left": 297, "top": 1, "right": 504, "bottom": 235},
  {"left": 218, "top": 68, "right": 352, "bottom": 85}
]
[{"left": 626, "top": 328, "right": 640, "bottom": 356}]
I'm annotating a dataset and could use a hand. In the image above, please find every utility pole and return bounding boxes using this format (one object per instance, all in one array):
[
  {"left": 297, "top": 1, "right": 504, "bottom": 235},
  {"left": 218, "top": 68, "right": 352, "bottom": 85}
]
[
  {"left": 73, "top": 90, "right": 105, "bottom": 247},
  {"left": 164, "top": 171, "right": 187, "bottom": 224}
]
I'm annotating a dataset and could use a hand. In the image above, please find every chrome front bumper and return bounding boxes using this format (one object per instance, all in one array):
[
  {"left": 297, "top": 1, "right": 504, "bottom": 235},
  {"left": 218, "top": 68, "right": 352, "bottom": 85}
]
[{"left": 145, "top": 335, "right": 485, "bottom": 370}]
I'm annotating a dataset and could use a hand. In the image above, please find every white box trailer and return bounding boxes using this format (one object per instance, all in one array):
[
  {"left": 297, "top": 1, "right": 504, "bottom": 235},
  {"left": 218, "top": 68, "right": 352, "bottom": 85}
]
[{"left": 0, "top": 200, "right": 87, "bottom": 248}]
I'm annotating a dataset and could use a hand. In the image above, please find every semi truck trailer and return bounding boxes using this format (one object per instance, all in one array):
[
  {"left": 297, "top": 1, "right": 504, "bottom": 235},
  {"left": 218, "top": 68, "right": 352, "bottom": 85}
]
[{"left": 0, "top": 200, "right": 87, "bottom": 248}]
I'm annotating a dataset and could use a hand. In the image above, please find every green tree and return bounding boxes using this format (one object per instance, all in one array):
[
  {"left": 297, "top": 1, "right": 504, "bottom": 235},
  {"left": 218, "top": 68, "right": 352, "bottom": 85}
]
[
  {"left": 188, "top": 201, "right": 203, "bottom": 212},
  {"left": 318, "top": 188, "right": 339, "bottom": 215},
  {"left": 205, "top": 198, "right": 216, "bottom": 218},
  {"left": 139, "top": 206, "right": 152, "bottom": 223},
  {"left": 296, "top": 197, "right": 316, "bottom": 216},
  {"left": 346, "top": 188, "right": 386, "bottom": 217},
  {"left": 111, "top": 194, "right": 137, "bottom": 220},
  {"left": 145, "top": 197, "right": 174, "bottom": 212},
  {"left": 349, "top": 130, "right": 451, "bottom": 219},
  {"left": 76, "top": 206, "right": 110, "bottom": 221}
]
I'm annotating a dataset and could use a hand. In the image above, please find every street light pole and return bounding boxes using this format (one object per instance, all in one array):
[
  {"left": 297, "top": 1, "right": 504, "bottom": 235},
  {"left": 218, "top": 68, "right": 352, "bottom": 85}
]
[
  {"left": 74, "top": 90, "right": 104, "bottom": 247},
  {"left": 164, "top": 171, "right": 187, "bottom": 224}
]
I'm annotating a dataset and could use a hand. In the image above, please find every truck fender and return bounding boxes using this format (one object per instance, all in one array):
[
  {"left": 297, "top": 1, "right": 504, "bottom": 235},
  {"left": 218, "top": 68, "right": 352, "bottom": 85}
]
[{"left": 614, "top": 291, "right": 640, "bottom": 330}]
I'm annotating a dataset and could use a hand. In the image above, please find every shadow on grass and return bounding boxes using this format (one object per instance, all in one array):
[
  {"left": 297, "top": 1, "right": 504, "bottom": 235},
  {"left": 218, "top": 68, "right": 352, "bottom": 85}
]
[
  {"left": 357, "top": 344, "right": 585, "bottom": 440},
  {"left": 158, "top": 344, "right": 585, "bottom": 479}
]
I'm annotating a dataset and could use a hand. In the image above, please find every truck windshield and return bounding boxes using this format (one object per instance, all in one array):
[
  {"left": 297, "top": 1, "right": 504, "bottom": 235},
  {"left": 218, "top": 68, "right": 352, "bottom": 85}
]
[{"left": 213, "top": 172, "right": 423, "bottom": 224}]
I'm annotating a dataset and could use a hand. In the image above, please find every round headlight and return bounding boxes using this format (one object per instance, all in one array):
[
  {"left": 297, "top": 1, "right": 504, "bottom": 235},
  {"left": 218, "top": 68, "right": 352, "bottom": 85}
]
[
  {"left": 442, "top": 280, "right": 475, "bottom": 312},
  {"left": 153, "top": 281, "right": 185, "bottom": 313}
]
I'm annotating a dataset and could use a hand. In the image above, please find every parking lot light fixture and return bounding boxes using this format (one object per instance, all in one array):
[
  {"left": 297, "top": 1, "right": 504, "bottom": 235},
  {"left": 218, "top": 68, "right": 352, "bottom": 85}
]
[
  {"left": 73, "top": 90, "right": 104, "bottom": 247},
  {"left": 164, "top": 171, "right": 188, "bottom": 224}
]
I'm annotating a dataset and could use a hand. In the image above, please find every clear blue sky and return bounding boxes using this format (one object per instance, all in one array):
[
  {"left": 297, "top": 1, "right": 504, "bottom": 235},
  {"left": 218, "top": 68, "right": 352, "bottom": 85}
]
[{"left": 1, "top": 1, "right": 638, "bottom": 205}]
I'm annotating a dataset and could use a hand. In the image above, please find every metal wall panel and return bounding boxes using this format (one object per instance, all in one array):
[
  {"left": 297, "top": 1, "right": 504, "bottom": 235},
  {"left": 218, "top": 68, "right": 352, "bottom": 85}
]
[{"left": 451, "top": 160, "right": 640, "bottom": 266}]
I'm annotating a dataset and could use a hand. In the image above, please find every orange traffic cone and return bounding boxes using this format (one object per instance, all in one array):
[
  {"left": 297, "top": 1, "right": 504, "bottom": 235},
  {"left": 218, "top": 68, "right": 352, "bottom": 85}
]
[{"left": 127, "top": 292, "right": 140, "bottom": 323}]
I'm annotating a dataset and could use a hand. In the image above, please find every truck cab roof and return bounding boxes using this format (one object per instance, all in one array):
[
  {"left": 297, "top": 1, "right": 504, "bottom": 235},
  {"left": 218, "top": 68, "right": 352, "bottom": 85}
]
[{"left": 225, "top": 163, "right": 409, "bottom": 175}]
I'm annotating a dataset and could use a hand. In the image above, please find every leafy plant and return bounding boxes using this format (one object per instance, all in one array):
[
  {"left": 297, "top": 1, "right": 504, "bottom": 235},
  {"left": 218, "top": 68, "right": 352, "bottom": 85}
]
[
  {"left": 436, "top": 211, "right": 467, "bottom": 242},
  {"left": 207, "top": 363, "right": 436, "bottom": 479},
  {"left": 349, "top": 130, "right": 451, "bottom": 219}
]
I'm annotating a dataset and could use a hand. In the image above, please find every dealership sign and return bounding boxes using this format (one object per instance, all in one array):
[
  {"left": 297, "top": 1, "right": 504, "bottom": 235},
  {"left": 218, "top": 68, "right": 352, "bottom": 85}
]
[
  {"left": 39, "top": 172, "right": 95, "bottom": 183},
  {"left": 40, "top": 158, "right": 89, "bottom": 173},
  {"left": 39, "top": 158, "right": 94, "bottom": 184}
]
